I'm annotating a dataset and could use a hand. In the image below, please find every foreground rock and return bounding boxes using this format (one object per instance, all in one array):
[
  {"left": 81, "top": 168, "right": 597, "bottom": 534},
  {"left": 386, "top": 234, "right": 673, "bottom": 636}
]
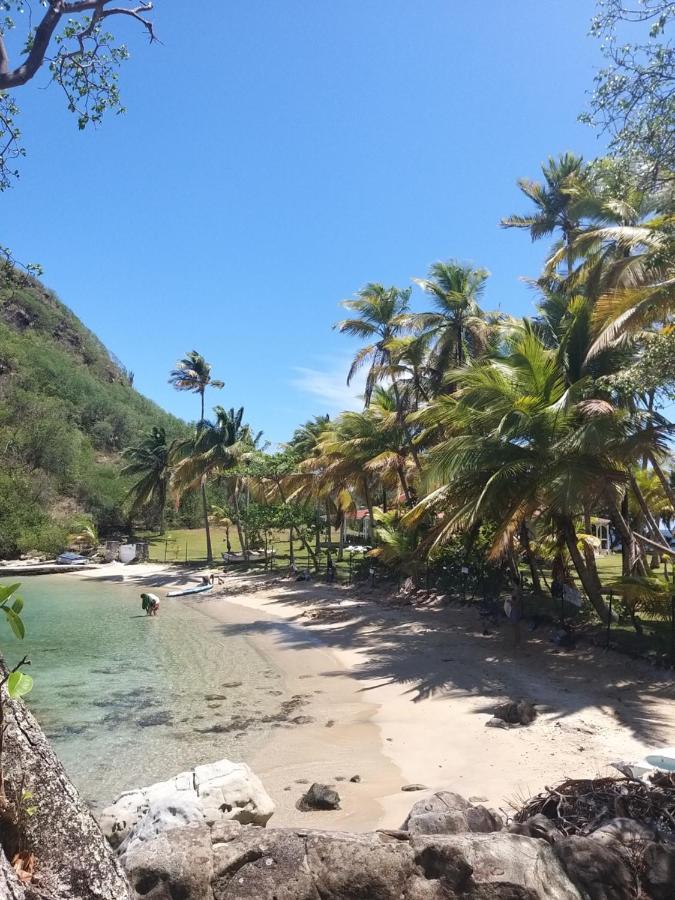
[
  {"left": 99, "top": 759, "right": 275, "bottom": 851},
  {"left": 0, "top": 690, "right": 132, "bottom": 900},
  {"left": 121, "top": 822, "right": 583, "bottom": 899}
]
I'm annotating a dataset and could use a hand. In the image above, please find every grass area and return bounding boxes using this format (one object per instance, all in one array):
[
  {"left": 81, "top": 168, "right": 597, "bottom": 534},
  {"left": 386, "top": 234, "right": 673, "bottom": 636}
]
[{"left": 141, "top": 527, "right": 370, "bottom": 579}]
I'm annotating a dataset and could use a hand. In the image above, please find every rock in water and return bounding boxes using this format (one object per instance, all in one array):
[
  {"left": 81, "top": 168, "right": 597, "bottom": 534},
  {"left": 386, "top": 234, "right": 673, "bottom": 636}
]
[
  {"left": 297, "top": 783, "right": 341, "bottom": 811},
  {"left": 99, "top": 759, "right": 275, "bottom": 851}
]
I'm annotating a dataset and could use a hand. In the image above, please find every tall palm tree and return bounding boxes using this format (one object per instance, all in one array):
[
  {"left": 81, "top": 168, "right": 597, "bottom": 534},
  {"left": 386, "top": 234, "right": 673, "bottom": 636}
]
[
  {"left": 171, "top": 407, "right": 245, "bottom": 562},
  {"left": 122, "top": 426, "right": 172, "bottom": 533},
  {"left": 502, "top": 153, "right": 591, "bottom": 275},
  {"left": 169, "top": 350, "right": 224, "bottom": 422},
  {"left": 408, "top": 261, "right": 492, "bottom": 393},
  {"left": 334, "top": 283, "right": 411, "bottom": 406},
  {"left": 169, "top": 351, "right": 224, "bottom": 562}
]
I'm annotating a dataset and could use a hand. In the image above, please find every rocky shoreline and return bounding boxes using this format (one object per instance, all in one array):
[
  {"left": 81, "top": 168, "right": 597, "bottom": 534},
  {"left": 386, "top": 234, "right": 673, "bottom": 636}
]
[{"left": 1, "top": 687, "right": 673, "bottom": 900}]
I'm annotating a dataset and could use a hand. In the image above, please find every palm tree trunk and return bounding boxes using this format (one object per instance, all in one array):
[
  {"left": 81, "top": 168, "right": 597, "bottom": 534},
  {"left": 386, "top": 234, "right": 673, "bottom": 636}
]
[
  {"left": 325, "top": 501, "right": 332, "bottom": 547},
  {"left": 649, "top": 453, "right": 675, "bottom": 511},
  {"left": 520, "top": 522, "right": 542, "bottom": 595},
  {"left": 200, "top": 390, "right": 205, "bottom": 423},
  {"left": 562, "top": 518, "right": 608, "bottom": 622},
  {"left": 397, "top": 463, "right": 413, "bottom": 506},
  {"left": 612, "top": 494, "right": 646, "bottom": 576},
  {"left": 362, "top": 478, "right": 374, "bottom": 543},
  {"left": 201, "top": 482, "right": 213, "bottom": 563},
  {"left": 629, "top": 473, "right": 670, "bottom": 549},
  {"left": 338, "top": 514, "right": 345, "bottom": 561}
]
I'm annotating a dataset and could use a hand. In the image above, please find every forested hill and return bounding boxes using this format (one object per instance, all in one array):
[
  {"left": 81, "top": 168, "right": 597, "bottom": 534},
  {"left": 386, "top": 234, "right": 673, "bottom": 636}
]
[{"left": 0, "top": 272, "right": 186, "bottom": 558}]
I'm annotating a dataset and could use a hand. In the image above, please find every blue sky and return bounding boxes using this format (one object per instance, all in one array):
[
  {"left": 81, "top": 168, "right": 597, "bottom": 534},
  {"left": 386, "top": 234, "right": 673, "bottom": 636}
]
[{"left": 4, "top": 1, "right": 607, "bottom": 444}]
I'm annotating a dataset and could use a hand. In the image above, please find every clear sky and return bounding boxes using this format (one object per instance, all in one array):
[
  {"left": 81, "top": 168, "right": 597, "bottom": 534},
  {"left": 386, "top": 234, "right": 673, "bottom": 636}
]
[{"left": 4, "top": 1, "right": 607, "bottom": 444}]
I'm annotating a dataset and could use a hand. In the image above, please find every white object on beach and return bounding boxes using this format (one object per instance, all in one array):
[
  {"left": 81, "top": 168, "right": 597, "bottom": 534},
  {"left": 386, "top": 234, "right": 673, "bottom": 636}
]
[
  {"left": 612, "top": 746, "right": 675, "bottom": 780},
  {"left": 119, "top": 544, "right": 137, "bottom": 564},
  {"left": 100, "top": 758, "right": 275, "bottom": 852}
]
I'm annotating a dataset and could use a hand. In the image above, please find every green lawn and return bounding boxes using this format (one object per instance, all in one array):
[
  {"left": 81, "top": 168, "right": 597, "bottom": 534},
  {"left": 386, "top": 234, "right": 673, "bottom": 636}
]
[{"left": 141, "top": 527, "right": 368, "bottom": 578}]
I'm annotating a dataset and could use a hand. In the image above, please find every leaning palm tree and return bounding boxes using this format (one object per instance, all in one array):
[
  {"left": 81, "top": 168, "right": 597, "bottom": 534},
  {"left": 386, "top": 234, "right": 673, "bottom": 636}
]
[
  {"left": 169, "top": 350, "right": 224, "bottom": 422},
  {"left": 171, "top": 407, "right": 246, "bottom": 562},
  {"left": 122, "top": 426, "right": 173, "bottom": 533},
  {"left": 334, "top": 283, "right": 411, "bottom": 406},
  {"left": 407, "top": 323, "right": 629, "bottom": 621}
]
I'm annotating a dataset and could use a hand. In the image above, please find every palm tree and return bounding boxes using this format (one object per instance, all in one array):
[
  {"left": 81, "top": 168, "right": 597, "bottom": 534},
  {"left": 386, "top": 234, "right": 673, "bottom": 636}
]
[
  {"left": 502, "top": 153, "right": 591, "bottom": 275},
  {"left": 171, "top": 407, "right": 245, "bottom": 562},
  {"left": 334, "top": 283, "right": 411, "bottom": 406},
  {"left": 169, "top": 351, "right": 224, "bottom": 562},
  {"left": 169, "top": 350, "right": 224, "bottom": 422},
  {"left": 408, "top": 261, "right": 493, "bottom": 393},
  {"left": 407, "top": 323, "right": 627, "bottom": 621},
  {"left": 122, "top": 426, "right": 172, "bottom": 533}
]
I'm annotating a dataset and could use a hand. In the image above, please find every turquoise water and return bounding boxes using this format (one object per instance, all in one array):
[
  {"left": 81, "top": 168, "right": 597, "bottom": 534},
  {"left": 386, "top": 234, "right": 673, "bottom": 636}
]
[{"left": 2, "top": 576, "right": 285, "bottom": 809}]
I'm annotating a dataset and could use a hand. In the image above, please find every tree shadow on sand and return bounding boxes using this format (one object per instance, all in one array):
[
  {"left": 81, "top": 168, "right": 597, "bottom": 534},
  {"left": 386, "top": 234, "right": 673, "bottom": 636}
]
[{"left": 210, "top": 579, "right": 675, "bottom": 747}]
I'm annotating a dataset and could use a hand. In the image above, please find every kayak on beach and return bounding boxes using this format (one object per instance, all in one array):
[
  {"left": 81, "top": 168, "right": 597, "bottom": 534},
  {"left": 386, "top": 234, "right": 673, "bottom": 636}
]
[{"left": 166, "top": 584, "right": 214, "bottom": 598}]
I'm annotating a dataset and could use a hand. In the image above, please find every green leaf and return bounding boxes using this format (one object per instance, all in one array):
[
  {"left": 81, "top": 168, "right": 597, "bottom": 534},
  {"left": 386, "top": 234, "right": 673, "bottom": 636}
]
[
  {"left": 3, "top": 608, "right": 24, "bottom": 640},
  {"left": 0, "top": 583, "right": 21, "bottom": 605},
  {"left": 11, "top": 596, "right": 23, "bottom": 615},
  {"left": 7, "top": 672, "right": 33, "bottom": 699}
]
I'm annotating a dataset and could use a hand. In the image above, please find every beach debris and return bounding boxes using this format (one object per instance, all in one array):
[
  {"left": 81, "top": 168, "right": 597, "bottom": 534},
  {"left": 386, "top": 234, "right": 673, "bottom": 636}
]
[
  {"left": 350, "top": 775, "right": 362, "bottom": 783},
  {"left": 514, "top": 773, "right": 675, "bottom": 839},
  {"left": 297, "top": 783, "right": 341, "bottom": 811},
  {"left": 401, "top": 784, "right": 428, "bottom": 792},
  {"left": 486, "top": 699, "right": 537, "bottom": 728}
]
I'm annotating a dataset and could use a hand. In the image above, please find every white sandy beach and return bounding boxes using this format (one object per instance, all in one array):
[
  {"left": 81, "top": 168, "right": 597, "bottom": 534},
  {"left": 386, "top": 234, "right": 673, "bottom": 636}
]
[{"left": 41, "top": 561, "right": 675, "bottom": 831}]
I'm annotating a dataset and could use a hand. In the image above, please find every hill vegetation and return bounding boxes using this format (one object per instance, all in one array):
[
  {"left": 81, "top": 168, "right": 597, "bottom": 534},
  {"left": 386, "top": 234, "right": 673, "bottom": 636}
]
[{"left": 0, "top": 272, "right": 186, "bottom": 558}]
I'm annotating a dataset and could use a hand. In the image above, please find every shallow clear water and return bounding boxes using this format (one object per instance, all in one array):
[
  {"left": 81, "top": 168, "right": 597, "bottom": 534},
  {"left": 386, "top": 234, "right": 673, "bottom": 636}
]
[{"left": 3, "top": 576, "right": 285, "bottom": 809}]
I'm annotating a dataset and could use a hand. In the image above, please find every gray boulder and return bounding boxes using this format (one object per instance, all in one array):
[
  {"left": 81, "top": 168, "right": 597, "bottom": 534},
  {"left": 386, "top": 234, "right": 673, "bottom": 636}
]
[
  {"left": 297, "top": 783, "right": 341, "bottom": 811},
  {"left": 590, "top": 817, "right": 658, "bottom": 848},
  {"left": 641, "top": 842, "right": 675, "bottom": 900},
  {"left": 122, "top": 825, "right": 214, "bottom": 900},
  {"left": 121, "top": 825, "right": 583, "bottom": 899},
  {"left": 552, "top": 835, "right": 637, "bottom": 900},
  {"left": 403, "top": 791, "right": 503, "bottom": 836},
  {"left": 100, "top": 759, "right": 275, "bottom": 850},
  {"left": 414, "top": 833, "right": 582, "bottom": 900}
]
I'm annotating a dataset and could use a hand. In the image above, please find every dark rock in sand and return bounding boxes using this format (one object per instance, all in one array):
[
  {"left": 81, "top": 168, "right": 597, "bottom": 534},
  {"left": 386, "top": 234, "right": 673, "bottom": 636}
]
[
  {"left": 205, "top": 694, "right": 229, "bottom": 701},
  {"left": 297, "top": 783, "right": 341, "bottom": 811},
  {"left": 221, "top": 681, "right": 243, "bottom": 688},
  {"left": 491, "top": 700, "right": 537, "bottom": 727},
  {"left": 401, "top": 784, "right": 428, "bottom": 792},
  {"left": 290, "top": 715, "right": 315, "bottom": 725},
  {"left": 350, "top": 774, "right": 362, "bottom": 783}
]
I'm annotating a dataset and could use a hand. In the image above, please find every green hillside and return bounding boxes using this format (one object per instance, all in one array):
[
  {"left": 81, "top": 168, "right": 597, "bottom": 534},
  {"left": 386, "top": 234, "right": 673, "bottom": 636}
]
[{"left": 0, "top": 272, "right": 186, "bottom": 558}]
